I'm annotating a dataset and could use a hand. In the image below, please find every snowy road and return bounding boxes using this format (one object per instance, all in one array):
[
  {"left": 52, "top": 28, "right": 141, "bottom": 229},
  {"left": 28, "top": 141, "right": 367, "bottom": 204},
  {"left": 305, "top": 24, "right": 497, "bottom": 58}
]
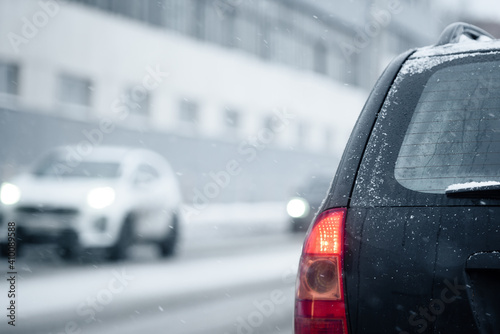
[{"left": 1, "top": 228, "right": 304, "bottom": 334}]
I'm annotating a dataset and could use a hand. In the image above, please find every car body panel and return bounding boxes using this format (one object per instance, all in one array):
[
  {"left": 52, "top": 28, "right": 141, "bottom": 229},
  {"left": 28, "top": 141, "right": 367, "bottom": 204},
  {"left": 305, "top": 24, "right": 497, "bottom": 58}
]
[
  {"left": 319, "top": 44, "right": 500, "bottom": 333},
  {"left": 326, "top": 49, "right": 415, "bottom": 210},
  {"left": 343, "top": 206, "right": 500, "bottom": 333}
]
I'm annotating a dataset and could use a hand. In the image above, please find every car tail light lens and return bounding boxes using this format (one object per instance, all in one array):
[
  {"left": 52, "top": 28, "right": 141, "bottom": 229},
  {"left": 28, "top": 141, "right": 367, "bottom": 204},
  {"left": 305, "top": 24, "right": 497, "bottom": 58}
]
[{"left": 294, "top": 208, "right": 348, "bottom": 334}]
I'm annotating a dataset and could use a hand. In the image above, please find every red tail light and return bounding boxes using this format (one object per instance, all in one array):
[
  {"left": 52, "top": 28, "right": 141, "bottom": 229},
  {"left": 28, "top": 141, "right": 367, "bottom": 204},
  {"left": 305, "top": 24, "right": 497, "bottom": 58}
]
[{"left": 294, "top": 208, "right": 348, "bottom": 334}]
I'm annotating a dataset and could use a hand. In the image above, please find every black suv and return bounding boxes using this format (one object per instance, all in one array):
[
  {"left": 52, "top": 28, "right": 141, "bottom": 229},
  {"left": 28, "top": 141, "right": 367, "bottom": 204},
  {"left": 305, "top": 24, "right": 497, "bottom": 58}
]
[{"left": 294, "top": 23, "right": 500, "bottom": 334}]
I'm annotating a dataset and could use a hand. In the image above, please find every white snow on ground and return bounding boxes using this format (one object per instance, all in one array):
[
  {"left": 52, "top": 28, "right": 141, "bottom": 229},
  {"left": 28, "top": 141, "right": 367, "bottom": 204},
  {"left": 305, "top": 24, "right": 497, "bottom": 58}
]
[
  {"left": 3, "top": 200, "right": 298, "bottom": 334},
  {"left": 446, "top": 181, "right": 500, "bottom": 192},
  {"left": 14, "top": 199, "right": 296, "bottom": 324},
  {"left": 181, "top": 201, "right": 289, "bottom": 239},
  {"left": 16, "top": 242, "right": 301, "bottom": 321},
  {"left": 183, "top": 201, "right": 287, "bottom": 227}
]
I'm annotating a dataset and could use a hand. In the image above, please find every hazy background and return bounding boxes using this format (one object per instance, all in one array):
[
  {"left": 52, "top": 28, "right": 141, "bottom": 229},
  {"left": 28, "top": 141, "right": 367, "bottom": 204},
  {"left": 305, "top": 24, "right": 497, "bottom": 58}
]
[{"left": 0, "top": 1, "right": 499, "bottom": 333}]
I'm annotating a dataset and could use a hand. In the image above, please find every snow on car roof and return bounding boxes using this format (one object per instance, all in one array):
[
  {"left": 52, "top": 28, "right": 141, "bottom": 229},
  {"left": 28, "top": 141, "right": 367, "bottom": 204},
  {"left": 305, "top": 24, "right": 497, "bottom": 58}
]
[
  {"left": 399, "top": 39, "right": 500, "bottom": 76},
  {"left": 411, "top": 39, "right": 500, "bottom": 59}
]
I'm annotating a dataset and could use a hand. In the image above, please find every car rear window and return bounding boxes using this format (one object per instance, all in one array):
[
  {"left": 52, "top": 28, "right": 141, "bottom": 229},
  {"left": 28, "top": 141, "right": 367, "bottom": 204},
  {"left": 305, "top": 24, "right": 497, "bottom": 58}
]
[
  {"left": 395, "top": 61, "right": 500, "bottom": 193},
  {"left": 351, "top": 52, "right": 500, "bottom": 207}
]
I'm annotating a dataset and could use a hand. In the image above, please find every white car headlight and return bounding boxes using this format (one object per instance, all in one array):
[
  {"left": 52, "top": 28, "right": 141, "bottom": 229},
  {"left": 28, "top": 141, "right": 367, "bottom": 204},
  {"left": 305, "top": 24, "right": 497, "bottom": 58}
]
[
  {"left": 286, "top": 197, "right": 310, "bottom": 218},
  {"left": 0, "top": 183, "right": 21, "bottom": 205},
  {"left": 87, "top": 187, "right": 116, "bottom": 209}
]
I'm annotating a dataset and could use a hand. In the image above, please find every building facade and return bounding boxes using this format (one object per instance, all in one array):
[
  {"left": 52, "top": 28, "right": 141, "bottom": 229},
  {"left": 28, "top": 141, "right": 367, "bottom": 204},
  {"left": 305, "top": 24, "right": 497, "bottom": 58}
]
[{"left": 0, "top": 0, "right": 445, "bottom": 203}]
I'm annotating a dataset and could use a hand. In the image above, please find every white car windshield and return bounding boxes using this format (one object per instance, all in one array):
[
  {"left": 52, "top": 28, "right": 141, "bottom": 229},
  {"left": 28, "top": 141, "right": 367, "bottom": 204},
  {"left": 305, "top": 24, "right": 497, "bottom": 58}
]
[{"left": 34, "top": 160, "right": 121, "bottom": 179}]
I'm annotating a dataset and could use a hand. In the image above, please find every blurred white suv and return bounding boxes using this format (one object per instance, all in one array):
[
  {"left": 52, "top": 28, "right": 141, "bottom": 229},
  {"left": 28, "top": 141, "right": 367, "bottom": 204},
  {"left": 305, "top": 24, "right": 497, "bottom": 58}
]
[{"left": 0, "top": 146, "right": 182, "bottom": 260}]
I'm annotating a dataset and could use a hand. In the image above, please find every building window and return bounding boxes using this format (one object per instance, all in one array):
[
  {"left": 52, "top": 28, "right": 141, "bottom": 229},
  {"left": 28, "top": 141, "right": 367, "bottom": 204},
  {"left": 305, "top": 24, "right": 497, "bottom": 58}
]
[
  {"left": 191, "top": 0, "right": 205, "bottom": 40},
  {"left": 0, "top": 62, "right": 19, "bottom": 95},
  {"left": 294, "top": 39, "right": 314, "bottom": 70},
  {"left": 264, "top": 114, "right": 278, "bottom": 131},
  {"left": 205, "top": 0, "right": 237, "bottom": 48},
  {"left": 148, "top": 0, "right": 166, "bottom": 26},
  {"left": 328, "top": 51, "right": 342, "bottom": 81},
  {"left": 325, "top": 128, "right": 333, "bottom": 151},
  {"left": 222, "top": 9, "right": 236, "bottom": 47},
  {"left": 236, "top": 16, "right": 258, "bottom": 55},
  {"left": 224, "top": 108, "right": 240, "bottom": 129},
  {"left": 258, "top": 21, "right": 270, "bottom": 60},
  {"left": 58, "top": 74, "right": 92, "bottom": 107},
  {"left": 297, "top": 122, "right": 307, "bottom": 148},
  {"left": 124, "top": 86, "right": 150, "bottom": 116},
  {"left": 164, "top": 0, "right": 191, "bottom": 34},
  {"left": 314, "top": 41, "right": 327, "bottom": 74},
  {"left": 179, "top": 99, "right": 199, "bottom": 124},
  {"left": 270, "top": 27, "right": 296, "bottom": 67}
]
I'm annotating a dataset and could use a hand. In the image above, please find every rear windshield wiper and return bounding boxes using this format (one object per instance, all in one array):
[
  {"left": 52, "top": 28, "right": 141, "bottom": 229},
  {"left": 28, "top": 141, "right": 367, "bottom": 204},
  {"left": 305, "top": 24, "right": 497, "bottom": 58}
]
[{"left": 445, "top": 182, "right": 500, "bottom": 199}]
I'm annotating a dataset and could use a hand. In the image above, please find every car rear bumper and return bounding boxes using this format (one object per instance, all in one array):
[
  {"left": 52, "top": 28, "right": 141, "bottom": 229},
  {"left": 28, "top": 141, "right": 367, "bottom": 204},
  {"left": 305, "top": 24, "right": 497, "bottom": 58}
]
[{"left": 0, "top": 207, "right": 123, "bottom": 248}]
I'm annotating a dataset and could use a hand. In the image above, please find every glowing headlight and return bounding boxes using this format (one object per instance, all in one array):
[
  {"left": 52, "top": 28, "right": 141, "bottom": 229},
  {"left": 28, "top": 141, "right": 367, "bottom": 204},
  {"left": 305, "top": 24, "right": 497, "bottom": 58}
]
[
  {"left": 87, "top": 187, "right": 115, "bottom": 209},
  {"left": 287, "top": 197, "right": 310, "bottom": 218},
  {"left": 0, "top": 183, "right": 21, "bottom": 205}
]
